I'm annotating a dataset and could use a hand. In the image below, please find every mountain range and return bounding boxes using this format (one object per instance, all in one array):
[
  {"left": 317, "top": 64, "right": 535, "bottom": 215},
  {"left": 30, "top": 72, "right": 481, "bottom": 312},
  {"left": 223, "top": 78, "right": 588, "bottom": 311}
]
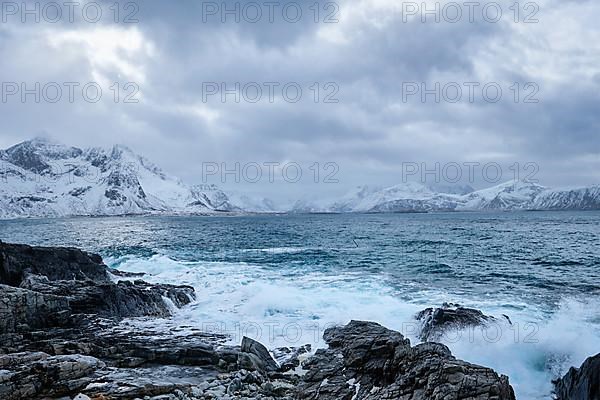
[
  {"left": 0, "top": 138, "right": 243, "bottom": 219},
  {"left": 0, "top": 138, "right": 599, "bottom": 219},
  {"left": 293, "top": 180, "right": 600, "bottom": 213},
  {"left": 292, "top": 180, "right": 600, "bottom": 213}
]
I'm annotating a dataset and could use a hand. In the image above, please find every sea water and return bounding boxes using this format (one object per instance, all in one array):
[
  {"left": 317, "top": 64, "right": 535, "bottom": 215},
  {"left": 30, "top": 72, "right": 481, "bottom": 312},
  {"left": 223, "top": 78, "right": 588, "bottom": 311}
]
[{"left": 1, "top": 211, "right": 599, "bottom": 399}]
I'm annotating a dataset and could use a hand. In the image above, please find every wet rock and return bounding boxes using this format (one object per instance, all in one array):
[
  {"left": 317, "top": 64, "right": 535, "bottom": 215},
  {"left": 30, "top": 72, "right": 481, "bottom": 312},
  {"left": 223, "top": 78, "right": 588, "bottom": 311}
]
[
  {"left": 415, "top": 302, "right": 499, "bottom": 341},
  {"left": 297, "top": 320, "right": 516, "bottom": 400},
  {"left": 554, "top": 353, "right": 600, "bottom": 400},
  {"left": 0, "top": 241, "right": 109, "bottom": 286},
  {"left": 81, "top": 365, "right": 216, "bottom": 399},
  {"left": 0, "top": 242, "right": 195, "bottom": 329},
  {"left": 20, "top": 274, "right": 195, "bottom": 319},
  {"left": 0, "top": 284, "right": 71, "bottom": 334},
  {"left": 0, "top": 352, "right": 105, "bottom": 400},
  {"left": 227, "top": 377, "right": 243, "bottom": 394},
  {"left": 238, "top": 336, "right": 279, "bottom": 372},
  {"left": 272, "top": 344, "right": 312, "bottom": 372}
]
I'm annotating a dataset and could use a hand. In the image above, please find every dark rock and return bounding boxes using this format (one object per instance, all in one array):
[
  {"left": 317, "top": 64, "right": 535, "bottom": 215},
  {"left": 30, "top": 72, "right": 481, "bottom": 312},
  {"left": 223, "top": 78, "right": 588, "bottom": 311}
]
[
  {"left": 0, "top": 242, "right": 195, "bottom": 326},
  {"left": 109, "top": 268, "right": 146, "bottom": 278},
  {"left": 81, "top": 365, "right": 218, "bottom": 399},
  {"left": 0, "top": 241, "right": 109, "bottom": 286},
  {"left": 272, "top": 344, "right": 312, "bottom": 372},
  {"left": 238, "top": 336, "right": 280, "bottom": 372},
  {"left": 0, "top": 351, "right": 105, "bottom": 400},
  {"left": 0, "top": 284, "right": 71, "bottom": 334},
  {"left": 415, "top": 302, "right": 499, "bottom": 342},
  {"left": 1, "top": 140, "right": 52, "bottom": 174},
  {"left": 20, "top": 274, "right": 194, "bottom": 319},
  {"left": 555, "top": 353, "right": 600, "bottom": 400},
  {"left": 297, "top": 320, "right": 516, "bottom": 400}
]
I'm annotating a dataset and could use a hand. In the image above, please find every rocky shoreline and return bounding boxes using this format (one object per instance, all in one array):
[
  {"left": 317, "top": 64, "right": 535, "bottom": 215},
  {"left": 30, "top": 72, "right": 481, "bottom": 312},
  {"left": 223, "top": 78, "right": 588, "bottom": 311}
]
[{"left": 0, "top": 241, "right": 597, "bottom": 399}]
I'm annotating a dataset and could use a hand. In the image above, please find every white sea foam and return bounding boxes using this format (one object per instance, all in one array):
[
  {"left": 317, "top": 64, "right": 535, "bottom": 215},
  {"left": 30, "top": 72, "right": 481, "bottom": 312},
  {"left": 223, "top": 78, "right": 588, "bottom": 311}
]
[
  {"left": 245, "top": 247, "right": 313, "bottom": 254},
  {"left": 161, "top": 296, "right": 179, "bottom": 314},
  {"left": 107, "top": 254, "right": 600, "bottom": 400}
]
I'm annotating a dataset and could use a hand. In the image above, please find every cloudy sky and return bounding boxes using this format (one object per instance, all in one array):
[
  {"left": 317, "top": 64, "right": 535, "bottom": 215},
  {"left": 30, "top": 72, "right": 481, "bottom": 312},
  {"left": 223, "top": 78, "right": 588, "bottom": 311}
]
[{"left": 0, "top": 0, "right": 599, "bottom": 201}]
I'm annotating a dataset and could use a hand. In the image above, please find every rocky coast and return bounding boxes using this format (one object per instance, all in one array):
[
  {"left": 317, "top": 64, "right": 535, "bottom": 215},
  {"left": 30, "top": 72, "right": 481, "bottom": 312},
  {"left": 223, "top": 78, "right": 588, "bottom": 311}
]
[{"left": 0, "top": 241, "right": 596, "bottom": 399}]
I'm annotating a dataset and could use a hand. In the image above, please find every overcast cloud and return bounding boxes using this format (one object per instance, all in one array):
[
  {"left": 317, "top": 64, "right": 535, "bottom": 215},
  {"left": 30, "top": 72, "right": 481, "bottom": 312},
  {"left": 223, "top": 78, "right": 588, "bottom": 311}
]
[{"left": 0, "top": 0, "right": 599, "bottom": 201}]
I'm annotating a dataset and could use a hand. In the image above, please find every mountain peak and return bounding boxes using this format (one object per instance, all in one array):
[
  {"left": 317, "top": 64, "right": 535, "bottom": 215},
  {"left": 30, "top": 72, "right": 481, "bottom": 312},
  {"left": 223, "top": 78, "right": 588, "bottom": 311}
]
[
  {"left": 0, "top": 138, "right": 240, "bottom": 218},
  {"left": 29, "top": 136, "right": 56, "bottom": 145},
  {"left": 1, "top": 138, "right": 81, "bottom": 174},
  {"left": 7, "top": 137, "right": 81, "bottom": 155}
]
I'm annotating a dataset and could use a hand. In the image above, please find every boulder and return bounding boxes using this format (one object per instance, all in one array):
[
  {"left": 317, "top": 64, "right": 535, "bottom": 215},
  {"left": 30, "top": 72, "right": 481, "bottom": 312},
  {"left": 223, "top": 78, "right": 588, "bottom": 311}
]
[
  {"left": 272, "top": 344, "right": 311, "bottom": 372},
  {"left": 0, "top": 242, "right": 195, "bottom": 327},
  {"left": 555, "top": 353, "right": 600, "bottom": 400},
  {"left": 415, "top": 302, "right": 500, "bottom": 342},
  {"left": 238, "top": 336, "right": 280, "bottom": 372},
  {"left": 20, "top": 274, "right": 194, "bottom": 319},
  {"left": 297, "top": 320, "right": 516, "bottom": 400},
  {"left": 0, "top": 241, "right": 109, "bottom": 286}
]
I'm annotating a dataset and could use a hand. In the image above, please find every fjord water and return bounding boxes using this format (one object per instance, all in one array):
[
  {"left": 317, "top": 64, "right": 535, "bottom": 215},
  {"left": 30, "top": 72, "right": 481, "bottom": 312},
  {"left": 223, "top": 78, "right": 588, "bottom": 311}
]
[{"left": 1, "top": 212, "right": 599, "bottom": 399}]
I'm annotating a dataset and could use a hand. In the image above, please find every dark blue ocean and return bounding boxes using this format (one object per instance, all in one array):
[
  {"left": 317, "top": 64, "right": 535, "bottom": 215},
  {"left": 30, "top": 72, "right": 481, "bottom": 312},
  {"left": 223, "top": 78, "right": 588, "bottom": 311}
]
[{"left": 2, "top": 212, "right": 599, "bottom": 399}]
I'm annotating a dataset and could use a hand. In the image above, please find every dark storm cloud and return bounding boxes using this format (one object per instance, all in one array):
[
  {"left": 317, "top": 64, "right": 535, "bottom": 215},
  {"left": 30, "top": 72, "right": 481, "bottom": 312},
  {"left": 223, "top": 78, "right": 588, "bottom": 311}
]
[{"left": 0, "top": 0, "right": 599, "bottom": 196}]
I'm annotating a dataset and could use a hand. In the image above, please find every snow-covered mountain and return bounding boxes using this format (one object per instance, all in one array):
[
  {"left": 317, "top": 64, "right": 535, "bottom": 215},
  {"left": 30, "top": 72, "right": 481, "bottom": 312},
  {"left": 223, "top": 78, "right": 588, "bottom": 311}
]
[
  {"left": 531, "top": 186, "right": 600, "bottom": 210},
  {"left": 292, "top": 180, "right": 600, "bottom": 213},
  {"left": 0, "top": 138, "right": 241, "bottom": 219},
  {"left": 328, "top": 183, "right": 460, "bottom": 213},
  {"left": 1, "top": 138, "right": 598, "bottom": 218},
  {"left": 225, "top": 191, "right": 279, "bottom": 213},
  {"left": 459, "top": 180, "right": 547, "bottom": 211}
]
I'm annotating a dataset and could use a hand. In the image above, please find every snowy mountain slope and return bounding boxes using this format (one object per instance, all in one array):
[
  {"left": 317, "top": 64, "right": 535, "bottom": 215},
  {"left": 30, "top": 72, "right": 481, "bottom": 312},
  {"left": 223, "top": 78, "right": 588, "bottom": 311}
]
[
  {"left": 329, "top": 183, "right": 462, "bottom": 213},
  {"left": 226, "top": 191, "right": 279, "bottom": 213},
  {"left": 458, "top": 180, "right": 547, "bottom": 211},
  {"left": 2, "top": 138, "right": 599, "bottom": 218},
  {"left": 532, "top": 185, "right": 600, "bottom": 210},
  {"left": 292, "top": 180, "right": 600, "bottom": 213},
  {"left": 0, "top": 138, "right": 237, "bottom": 219}
]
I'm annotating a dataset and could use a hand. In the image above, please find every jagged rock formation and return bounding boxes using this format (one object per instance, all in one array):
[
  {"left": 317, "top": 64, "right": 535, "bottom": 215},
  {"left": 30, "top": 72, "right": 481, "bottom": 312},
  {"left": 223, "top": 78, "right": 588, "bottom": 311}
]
[
  {"left": 0, "top": 241, "right": 195, "bottom": 332},
  {"left": 297, "top": 320, "right": 516, "bottom": 400},
  {"left": 0, "top": 241, "right": 301, "bottom": 399},
  {"left": 0, "top": 240, "right": 109, "bottom": 285},
  {"left": 554, "top": 353, "right": 600, "bottom": 400},
  {"left": 238, "top": 336, "right": 281, "bottom": 373},
  {"left": 415, "top": 303, "right": 504, "bottom": 342}
]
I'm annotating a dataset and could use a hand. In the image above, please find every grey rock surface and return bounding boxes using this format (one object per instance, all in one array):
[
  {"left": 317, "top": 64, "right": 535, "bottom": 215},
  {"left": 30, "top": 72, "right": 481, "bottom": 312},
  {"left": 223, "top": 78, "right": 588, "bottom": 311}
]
[
  {"left": 297, "top": 320, "right": 516, "bottom": 400},
  {"left": 415, "top": 302, "right": 502, "bottom": 342},
  {"left": 555, "top": 353, "right": 600, "bottom": 400}
]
